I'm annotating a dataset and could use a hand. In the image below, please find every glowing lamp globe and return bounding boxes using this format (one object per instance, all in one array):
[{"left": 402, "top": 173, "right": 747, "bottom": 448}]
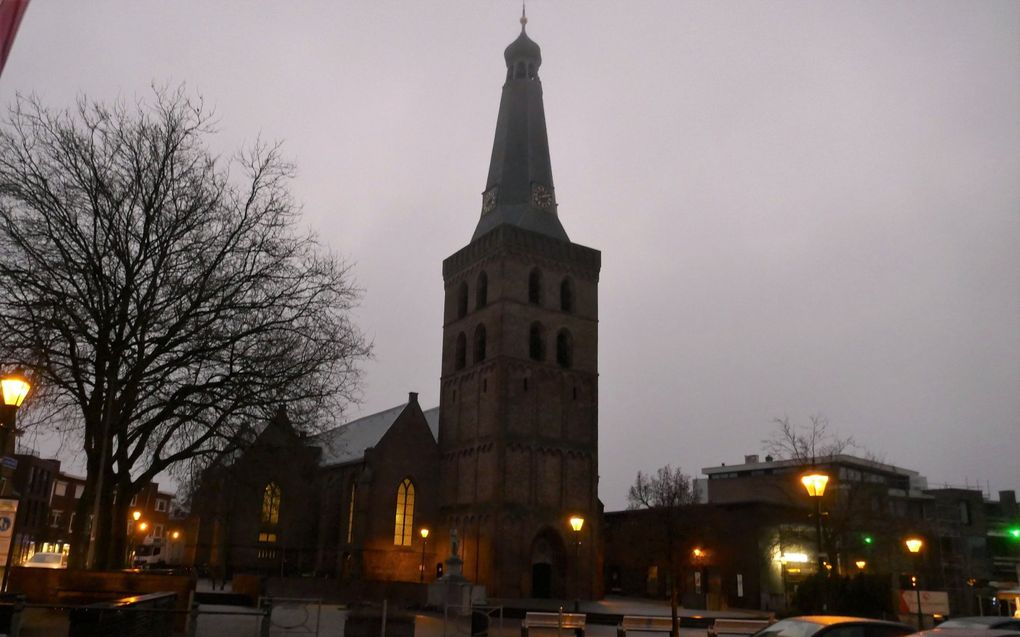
[
  {"left": 1, "top": 370, "right": 30, "bottom": 407},
  {"left": 905, "top": 538, "right": 923, "bottom": 553},
  {"left": 801, "top": 473, "right": 829, "bottom": 498},
  {"left": 569, "top": 516, "right": 584, "bottom": 532},
  {"left": 420, "top": 528, "right": 429, "bottom": 539}
]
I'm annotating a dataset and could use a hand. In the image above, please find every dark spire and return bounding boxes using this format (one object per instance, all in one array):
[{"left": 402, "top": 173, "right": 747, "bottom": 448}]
[{"left": 472, "top": 11, "right": 568, "bottom": 243}]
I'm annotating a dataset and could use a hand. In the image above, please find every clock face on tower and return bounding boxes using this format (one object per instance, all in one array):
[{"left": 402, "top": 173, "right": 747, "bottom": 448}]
[
  {"left": 481, "top": 186, "right": 499, "bottom": 215},
  {"left": 531, "top": 183, "right": 555, "bottom": 211}
]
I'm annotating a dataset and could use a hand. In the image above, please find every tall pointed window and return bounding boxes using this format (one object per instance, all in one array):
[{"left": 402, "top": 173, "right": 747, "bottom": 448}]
[
  {"left": 556, "top": 329, "right": 573, "bottom": 368},
  {"left": 476, "top": 271, "right": 488, "bottom": 309},
  {"left": 261, "top": 482, "right": 281, "bottom": 525},
  {"left": 455, "top": 333, "right": 467, "bottom": 370},
  {"left": 528, "top": 269, "right": 543, "bottom": 305},
  {"left": 560, "top": 277, "right": 574, "bottom": 313},
  {"left": 346, "top": 482, "right": 357, "bottom": 544},
  {"left": 394, "top": 479, "right": 415, "bottom": 546}
]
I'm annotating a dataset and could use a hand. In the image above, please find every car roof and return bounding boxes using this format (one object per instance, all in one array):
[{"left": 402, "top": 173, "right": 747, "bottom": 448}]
[
  {"left": 938, "top": 619, "right": 1018, "bottom": 628},
  {"left": 790, "top": 617, "right": 912, "bottom": 627},
  {"left": 913, "top": 629, "right": 1020, "bottom": 637}
]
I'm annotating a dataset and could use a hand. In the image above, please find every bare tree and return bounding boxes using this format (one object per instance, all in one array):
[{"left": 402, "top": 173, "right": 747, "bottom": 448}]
[
  {"left": 763, "top": 414, "right": 856, "bottom": 465},
  {"left": 0, "top": 88, "right": 370, "bottom": 569},
  {"left": 628, "top": 465, "right": 698, "bottom": 637}
]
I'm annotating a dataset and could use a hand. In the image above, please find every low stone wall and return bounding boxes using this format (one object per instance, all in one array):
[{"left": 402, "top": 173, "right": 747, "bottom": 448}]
[
  {"left": 8, "top": 568, "right": 195, "bottom": 631},
  {"left": 68, "top": 591, "right": 176, "bottom": 637}
]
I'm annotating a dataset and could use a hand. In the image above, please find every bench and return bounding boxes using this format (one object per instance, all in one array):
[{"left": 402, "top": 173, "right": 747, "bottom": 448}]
[
  {"left": 521, "top": 611, "right": 586, "bottom": 637},
  {"left": 708, "top": 618, "right": 772, "bottom": 637},
  {"left": 617, "top": 615, "right": 674, "bottom": 637}
]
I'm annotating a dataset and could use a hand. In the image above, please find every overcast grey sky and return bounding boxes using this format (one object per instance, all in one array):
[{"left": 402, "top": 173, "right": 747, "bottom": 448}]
[{"left": 2, "top": 1, "right": 1017, "bottom": 511}]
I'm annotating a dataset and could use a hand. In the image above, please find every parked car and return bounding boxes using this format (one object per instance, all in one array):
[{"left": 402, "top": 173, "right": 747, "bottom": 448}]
[
  {"left": 23, "top": 551, "right": 67, "bottom": 569},
  {"left": 753, "top": 616, "right": 914, "bottom": 637},
  {"left": 935, "top": 619, "right": 1020, "bottom": 631}
]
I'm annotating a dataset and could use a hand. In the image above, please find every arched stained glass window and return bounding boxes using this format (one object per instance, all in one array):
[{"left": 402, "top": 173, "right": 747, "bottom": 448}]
[
  {"left": 261, "top": 483, "right": 281, "bottom": 525},
  {"left": 393, "top": 479, "right": 415, "bottom": 546}
]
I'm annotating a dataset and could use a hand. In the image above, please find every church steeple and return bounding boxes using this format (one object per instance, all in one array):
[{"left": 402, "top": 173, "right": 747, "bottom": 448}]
[{"left": 472, "top": 13, "right": 569, "bottom": 243}]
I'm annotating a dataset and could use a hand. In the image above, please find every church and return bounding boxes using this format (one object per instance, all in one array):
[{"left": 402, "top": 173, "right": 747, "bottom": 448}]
[{"left": 192, "top": 15, "right": 602, "bottom": 601}]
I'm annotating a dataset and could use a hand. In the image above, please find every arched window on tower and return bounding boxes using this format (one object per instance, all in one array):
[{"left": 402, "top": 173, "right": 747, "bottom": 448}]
[
  {"left": 455, "top": 333, "right": 467, "bottom": 370},
  {"left": 456, "top": 281, "right": 468, "bottom": 319},
  {"left": 476, "top": 271, "right": 488, "bottom": 309},
  {"left": 393, "top": 478, "right": 415, "bottom": 546},
  {"left": 529, "top": 322, "right": 545, "bottom": 361},
  {"left": 556, "top": 329, "right": 574, "bottom": 368},
  {"left": 528, "top": 269, "right": 542, "bottom": 305},
  {"left": 474, "top": 324, "right": 487, "bottom": 363},
  {"left": 560, "top": 277, "right": 574, "bottom": 313}
]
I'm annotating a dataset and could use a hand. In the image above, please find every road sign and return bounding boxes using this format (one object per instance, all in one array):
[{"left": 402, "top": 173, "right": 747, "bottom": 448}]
[{"left": 0, "top": 498, "right": 18, "bottom": 567}]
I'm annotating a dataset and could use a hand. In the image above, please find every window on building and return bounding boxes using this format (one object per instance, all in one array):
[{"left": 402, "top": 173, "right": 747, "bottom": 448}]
[
  {"left": 476, "top": 271, "right": 488, "bottom": 309},
  {"left": 346, "top": 482, "right": 357, "bottom": 545},
  {"left": 49, "top": 510, "right": 62, "bottom": 528},
  {"left": 455, "top": 333, "right": 467, "bottom": 370},
  {"left": 556, "top": 329, "right": 573, "bottom": 368},
  {"left": 528, "top": 269, "right": 542, "bottom": 305},
  {"left": 959, "top": 501, "right": 971, "bottom": 525},
  {"left": 560, "top": 278, "right": 574, "bottom": 313},
  {"left": 130, "top": 494, "right": 137, "bottom": 507},
  {"left": 457, "top": 281, "right": 468, "bottom": 319},
  {"left": 393, "top": 478, "right": 415, "bottom": 546},
  {"left": 153, "top": 524, "right": 163, "bottom": 539},
  {"left": 54, "top": 481, "right": 67, "bottom": 497},
  {"left": 68, "top": 512, "right": 75, "bottom": 533},
  {"left": 74, "top": 484, "right": 84, "bottom": 498},
  {"left": 529, "top": 322, "right": 545, "bottom": 361},
  {"left": 155, "top": 499, "right": 167, "bottom": 512},
  {"left": 261, "top": 483, "right": 281, "bottom": 525},
  {"left": 258, "top": 532, "right": 278, "bottom": 543},
  {"left": 473, "top": 324, "right": 487, "bottom": 363}
]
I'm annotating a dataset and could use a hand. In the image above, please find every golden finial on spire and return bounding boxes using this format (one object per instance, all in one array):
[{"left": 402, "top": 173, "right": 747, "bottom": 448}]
[{"left": 521, "top": 2, "right": 528, "bottom": 29}]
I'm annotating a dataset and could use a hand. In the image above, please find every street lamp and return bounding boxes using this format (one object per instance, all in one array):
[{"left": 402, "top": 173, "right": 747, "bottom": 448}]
[
  {"left": 419, "top": 527, "right": 429, "bottom": 583},
  {"left": 0, "top": 369, "right": 30, "bottom": 593},
  {"left": 905, "top": 537, "right": 924, "bottom": 629},
  {"left": 1, "top": 368, "right": 31, "bottom": 457},
  {"left": 569, "top": 516, "right": 584, "bottom": 611},
  {"left": 855, "top": 560, "right": 867, "bottom": 571},
  {"left": 800, "top": 472, "right": 829, "bottom": 573},
  {"left": 132, "top": 510, "right": 142, "bottom": 522}
]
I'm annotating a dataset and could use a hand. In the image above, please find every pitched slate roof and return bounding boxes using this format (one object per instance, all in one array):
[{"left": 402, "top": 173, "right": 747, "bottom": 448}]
[{"left": 311, "top": 403, "right": 438, "bottom": 468}]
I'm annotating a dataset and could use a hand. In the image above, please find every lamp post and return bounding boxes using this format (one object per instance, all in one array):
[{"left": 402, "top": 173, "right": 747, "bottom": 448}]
[
  {"left": 569, "top": 515, "right": 584, "bottom": 612},
  {"left": 0, "top": 369, "right": 30, "bottom": 592},
  {"left": 800, "top": 472, "right": 829, "bottom": 573},
  {"left": 855, "top": 560, "right": 866, "bottom": 572},
  {"left": 905, "top": 537, "right": 924, "bottom": 629},
  {"left": 692, "top": 547, "right": 706, "bottom": 608},
  {"left": 419, "top": 527, "right": 430, "bottom": 583}
]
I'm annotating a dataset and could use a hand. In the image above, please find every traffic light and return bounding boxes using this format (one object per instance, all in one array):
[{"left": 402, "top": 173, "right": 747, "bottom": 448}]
[
  {"left": 862, "top": 534, "right": 874, "bottom": 545},
  {"left": 1008, "top": 526, "right": 1020, "bottom": 540}
]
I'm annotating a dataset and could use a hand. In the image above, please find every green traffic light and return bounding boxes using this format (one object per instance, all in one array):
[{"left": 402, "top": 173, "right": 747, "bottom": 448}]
[
  {"left": 863, "top": 535, "right": 874, "bottom": 545},
  {"left": 1008, "top": 527, "right": 1020, "bottom": 539}
]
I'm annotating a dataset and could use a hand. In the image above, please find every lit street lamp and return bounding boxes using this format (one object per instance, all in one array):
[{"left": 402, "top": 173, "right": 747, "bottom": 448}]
[
  {"left": 569, "top": 515, "right": 584, "bottom": 612},
  {"left": 0, "top": 368, "right": 30, "bottom": 592},
  {"left": 855, "top": 560, "right": 867, "bottom": 571},
  {"left": 905, "top": 537, "right": 924, "bottom": 629},
  {"left": 419, "top": 527, "right": 429, "bottom": 583},
  {"left": 800, "top": 472, "right": 829, "bottom": 573}
]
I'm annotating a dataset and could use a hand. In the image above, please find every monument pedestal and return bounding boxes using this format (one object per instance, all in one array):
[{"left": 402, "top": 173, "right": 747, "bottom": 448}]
[{"left": 426, "top": 555, "right": 486, "bottom": 611}]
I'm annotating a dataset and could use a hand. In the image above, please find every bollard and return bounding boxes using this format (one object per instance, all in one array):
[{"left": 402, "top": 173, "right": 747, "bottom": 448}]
[
  {"left": 381, "top": 599, "right": 388, "bottom": 637},
  {"left": 260, "top": 599, "right": 272, "bottom": 637}
]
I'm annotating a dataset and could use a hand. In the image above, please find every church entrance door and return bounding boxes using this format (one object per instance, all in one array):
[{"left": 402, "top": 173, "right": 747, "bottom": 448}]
[
  {"left": 532, "top": 563, "right": 552, "bottom": 598},
  {"left": 529, "top": 528, "right": 566, "bottom": 599}
]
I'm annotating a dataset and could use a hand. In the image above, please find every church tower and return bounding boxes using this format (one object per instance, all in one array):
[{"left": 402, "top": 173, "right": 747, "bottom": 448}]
[{"left": 438, "top": 13, "right": 601, "bottom": 599}]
